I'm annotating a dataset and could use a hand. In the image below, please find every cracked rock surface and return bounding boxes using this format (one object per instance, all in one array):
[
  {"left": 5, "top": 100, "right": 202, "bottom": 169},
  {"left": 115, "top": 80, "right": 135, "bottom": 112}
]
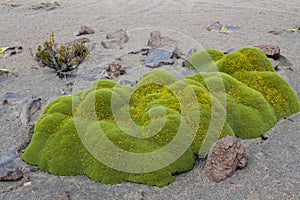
[{"left": 204, "top": 136, "right": 247, "bottom": 182}]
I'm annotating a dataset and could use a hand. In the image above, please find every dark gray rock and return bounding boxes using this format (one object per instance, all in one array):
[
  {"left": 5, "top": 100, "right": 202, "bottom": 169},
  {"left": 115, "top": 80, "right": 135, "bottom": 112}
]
[
  {"left": 128, "top": 48, "right": 151, "bottom": 55},
  {"left": 0, "top": 150, "right": 37, "bottom": 181},
  {"left": 144, "top": 47, "right": 175, "bottom": 68},
  {"left": 204, "top": 136, "right": 247, "bottom": 182},
  {"left": 106, "top": 29, "right": 129, "bottom": 44},
  {"left": 268, "top": 58, "right": 280, "bottom": 70}
]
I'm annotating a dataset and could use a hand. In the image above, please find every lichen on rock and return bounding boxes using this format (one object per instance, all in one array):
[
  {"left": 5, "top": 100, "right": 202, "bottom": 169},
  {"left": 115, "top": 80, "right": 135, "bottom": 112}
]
[{"left": 22, "top": 46, "right": 300, "bottom": 186}]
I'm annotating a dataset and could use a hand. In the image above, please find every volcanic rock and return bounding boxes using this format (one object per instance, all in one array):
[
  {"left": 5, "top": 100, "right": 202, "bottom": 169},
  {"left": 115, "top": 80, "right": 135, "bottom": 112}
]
[{"left": 204, "top": 136, "right": 247, "bottom": 182}]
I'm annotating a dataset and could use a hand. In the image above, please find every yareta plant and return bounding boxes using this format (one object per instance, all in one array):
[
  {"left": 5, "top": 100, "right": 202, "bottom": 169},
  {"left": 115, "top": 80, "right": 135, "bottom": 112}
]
[{"left": 22, "top": 47, "right": 300, "bottom": 186}]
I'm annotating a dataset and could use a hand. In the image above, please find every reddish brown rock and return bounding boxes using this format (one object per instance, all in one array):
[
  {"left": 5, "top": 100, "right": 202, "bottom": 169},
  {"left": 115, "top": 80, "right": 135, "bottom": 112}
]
[
  {"left": 76, "top": 26, "right": 94, "bottom": 36},
  {"left": 256, "top": 44, "right": 280, "bottom": 60},
  {"left": 204, "top": 136, "right": 247, "bottom": 182},
  {"left": 101, "top": 62, "right": 126, "bottom": 79}
]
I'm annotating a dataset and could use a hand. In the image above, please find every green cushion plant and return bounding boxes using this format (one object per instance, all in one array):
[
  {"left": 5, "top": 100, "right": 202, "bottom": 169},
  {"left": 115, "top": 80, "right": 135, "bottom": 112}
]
[{"left": 22, "top": 47, "right": 300, "bottom": 186}]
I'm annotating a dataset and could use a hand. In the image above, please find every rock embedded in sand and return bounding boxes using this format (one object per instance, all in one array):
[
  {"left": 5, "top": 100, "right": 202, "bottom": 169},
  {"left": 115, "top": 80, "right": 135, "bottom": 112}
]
[
  {"left": 72, "top": 38, "right": 90, "bottom": 44},
  {"left": 147, "top": 31, "right": 177, "bottom": 48},
  {"left": 101, "top": 39, "right": 122, "bottom": 49},
  {"left": 256, "top": 44, "right": 280, "bottom": 60},
  {"left": 106, "top": 29, "right": 129, "bottom": 43},
  {"left": 204, "top": 136, "right": 247, "bottom": 182},
  {"left": 206, "top": 22, "right": 240, "bottom": 34},
  {"left": 101, "top": 62, "right": 126, "bottom": 79},
  {"left": 20, "top": 98, "right": 42, "bottom": 126},
  {"left": 76, "top": 26, "right": 94, "bottom": 36},
  {"left": 101, "top": 29, "right": 129, "bottom": 49},
  {"left": 268, "top": 29, "right": 281, "bottom": 35},
  {"left": 30, "top": 1, "right": 60, "bottom": 11},
  {"left": 0, "top": 150, "right": 37, "bottom": 181},
  {"left": 144, "top": 47, "right": 175, "bottom": 68},
  {"left": 206, "top": 21, "right": 223, "bottom": 32}
]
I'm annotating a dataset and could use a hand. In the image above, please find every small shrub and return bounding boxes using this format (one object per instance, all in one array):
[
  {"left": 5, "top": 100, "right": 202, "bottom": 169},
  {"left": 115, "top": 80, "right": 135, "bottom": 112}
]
[{"left": 35, "top": 32, "right": 89, "bottom": 77}]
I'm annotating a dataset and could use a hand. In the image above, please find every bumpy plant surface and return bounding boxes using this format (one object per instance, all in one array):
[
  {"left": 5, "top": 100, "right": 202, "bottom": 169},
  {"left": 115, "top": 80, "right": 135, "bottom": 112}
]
[{"left": 22, "top": 47, "right": 300, "bottom": 186}]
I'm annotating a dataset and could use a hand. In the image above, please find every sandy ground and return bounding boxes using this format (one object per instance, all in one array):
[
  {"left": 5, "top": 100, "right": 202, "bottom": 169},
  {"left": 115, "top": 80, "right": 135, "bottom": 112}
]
[{"left": 0, "top": 0, "right": 299, "bottom": 199}]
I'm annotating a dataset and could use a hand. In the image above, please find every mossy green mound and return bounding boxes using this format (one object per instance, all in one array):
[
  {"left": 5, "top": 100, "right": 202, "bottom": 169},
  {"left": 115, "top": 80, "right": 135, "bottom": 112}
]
[
  {"left": 233, "top": 71, "right": 300, "bottom": 119},
  {"left": 188, "top": 48, "right": 225, "bottom": 71},
  {"left": 216, "top": 46, "right": 274, "bottom": 75},
  {"left": 185, "top": 72, "right": 278, "bottom": 139},
  {"left": 22, "top": 47, "right": 300, "bottom": 186}
]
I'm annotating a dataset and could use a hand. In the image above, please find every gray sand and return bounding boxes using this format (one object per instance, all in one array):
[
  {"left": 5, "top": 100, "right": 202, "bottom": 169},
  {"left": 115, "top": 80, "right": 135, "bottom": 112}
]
[{"left": 0, "top": 0, "right": 299, "bottom": 199}]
